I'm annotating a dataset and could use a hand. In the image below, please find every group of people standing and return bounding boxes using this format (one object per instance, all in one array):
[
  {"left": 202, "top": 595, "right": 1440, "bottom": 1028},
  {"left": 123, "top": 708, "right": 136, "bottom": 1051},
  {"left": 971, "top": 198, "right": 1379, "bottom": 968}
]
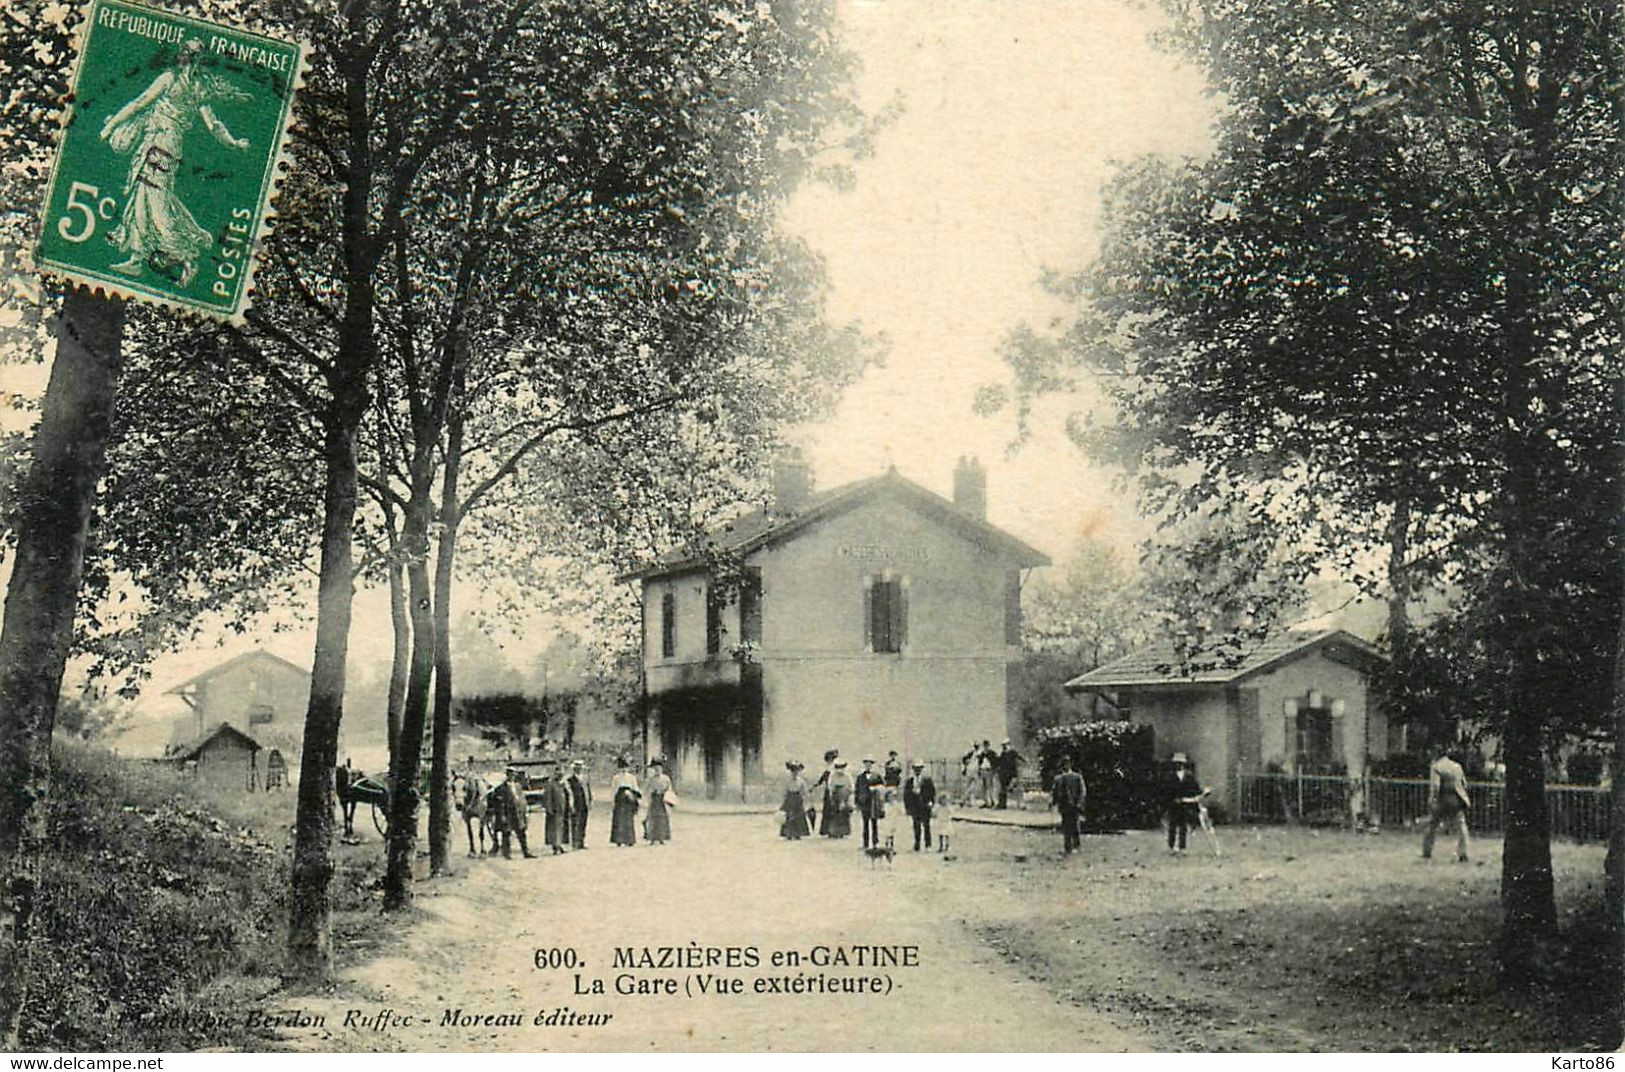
[
  {"left": 778, "top": 750, "right": 953, "bottom": 853},
  {"left": 454, "top": 760, "right": 594, "bottom": 859},
  {"left": 451, "top": 755, "right": 679, "bottom": 860},
  {"left": 962, "top": 739, "right": 1025, "bottom": 808},
  {"left": 609, "top": 756, "right": 674, "bottom": 848}
]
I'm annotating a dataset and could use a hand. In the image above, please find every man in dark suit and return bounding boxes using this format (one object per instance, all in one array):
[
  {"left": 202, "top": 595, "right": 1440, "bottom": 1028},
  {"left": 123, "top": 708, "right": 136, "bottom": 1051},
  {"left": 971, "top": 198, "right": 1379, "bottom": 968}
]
[
  {"left": 492, "top": 768, "right": 536, "bottom": 859},
  {"left": 855, "top": 757, "right": 886, "bottom": 849},
  {"left": 567, "top": 759, "right": 592, "bottom": 849},
  {"left": 883, "top": 751, "right": 904, "bottom": 788},
  {"left": 1051, "top": 755, "right": 1086, "bottom": 854},
  {"left": 903, "top": 759, "right": 937, "bottom": 852},
  {"left": 996, "top": 740, "right": 1025, "bottom": 809}
]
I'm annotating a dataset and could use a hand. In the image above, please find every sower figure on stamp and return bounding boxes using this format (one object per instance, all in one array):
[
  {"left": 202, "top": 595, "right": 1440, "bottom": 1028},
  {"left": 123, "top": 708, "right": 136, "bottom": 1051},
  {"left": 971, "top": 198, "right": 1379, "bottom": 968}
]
[
  {"left": 98, "top": 38, "right": 251, "bottom": 287},
  {"left": 1051, "top": 755, "right": 1086, "bottom": 855},
  {"left": 567, "top": 759, "right": 592, "bottom": 850},
  {"left": 492, "top": 767, "right": 537, "bottom": 859},
  {"left": 855, "top": 757, "right": 885, "bottom": 849},
  {"left": 904, "top": 759, "right": 936, "bottom": 851},
  {"left": 1422, "top": 746, "right": 1472, "bottom": 863}
]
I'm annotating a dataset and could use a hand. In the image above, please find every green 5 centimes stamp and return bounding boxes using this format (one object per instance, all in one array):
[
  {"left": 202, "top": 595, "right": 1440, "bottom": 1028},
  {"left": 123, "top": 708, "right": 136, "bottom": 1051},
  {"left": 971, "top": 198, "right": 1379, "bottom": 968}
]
[{"left": 37, "top": 0, "right": 303, "bottom": 321}]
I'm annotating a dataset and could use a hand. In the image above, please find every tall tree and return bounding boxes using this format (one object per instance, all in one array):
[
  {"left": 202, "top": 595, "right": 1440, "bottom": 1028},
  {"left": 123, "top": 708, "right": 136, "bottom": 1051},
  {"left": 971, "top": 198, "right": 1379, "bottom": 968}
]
[{"left": 993, "top": 0, "right": 1619, "bottom": 981}]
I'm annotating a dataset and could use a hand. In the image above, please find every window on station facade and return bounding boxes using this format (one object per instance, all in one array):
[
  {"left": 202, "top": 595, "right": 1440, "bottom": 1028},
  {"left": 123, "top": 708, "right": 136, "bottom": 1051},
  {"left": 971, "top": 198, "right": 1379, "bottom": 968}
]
[
  {"left": 705, "top": 584, "right": 722, "bottom": 657},
  {"left": 660, "top": 590, "right": 676, "bottom": 659},
  {"left": 865, "top": 574, "right": 908, "bottom": 654},
  {"left": 1004, "top": 570, "right": 1022, "bottom": 645},
  {"left": 740, "top": 568, "right": 763, "bottom": 645}
]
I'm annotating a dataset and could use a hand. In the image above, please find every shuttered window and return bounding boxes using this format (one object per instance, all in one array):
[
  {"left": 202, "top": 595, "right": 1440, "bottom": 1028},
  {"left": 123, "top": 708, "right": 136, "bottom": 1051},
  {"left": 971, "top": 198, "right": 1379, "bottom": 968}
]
[
  {"left": 1004, "top": 570, "right": 1022, "bottom": 645},
  {"left": 660, "top": 591, "right": 676, "bottom": 659},
  {"left": 705, "top": 584, "right": 722, "bottom": 656},
  {"left": 740, "top": 568, "right": 762, "bottom": 644},
  {"left": 864, "top": 574, "right": 908, "bottom": 654}
]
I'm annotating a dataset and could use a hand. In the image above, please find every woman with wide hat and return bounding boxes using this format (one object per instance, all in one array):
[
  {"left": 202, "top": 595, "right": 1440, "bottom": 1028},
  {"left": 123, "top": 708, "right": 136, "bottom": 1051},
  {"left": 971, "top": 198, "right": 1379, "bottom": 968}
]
[
  {"left": 609, "top": 756, "right": 640, "bottom": 847},
  {"left": 780, "top": 761, "right": 811, "bottom": 840},
  {"left": 642, "top": 757, "right": 674, "bottom": 845}
]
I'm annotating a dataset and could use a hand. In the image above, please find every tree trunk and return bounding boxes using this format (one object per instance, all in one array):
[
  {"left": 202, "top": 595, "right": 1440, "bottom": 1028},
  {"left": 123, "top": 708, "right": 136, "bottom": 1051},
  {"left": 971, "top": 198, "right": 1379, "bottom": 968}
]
[
  {"left": 428, "top": 397, "right": 465, "bottom": 877},
  {"left": 0, "top": 290, "right": 124, "bottom": 1048},
  {"left": 1385, "top": 494, "right": 1418, "bottom": 747},
  {"left": 383, "top": 492, "right": 434, "bottom": 908},
  {"left": 1496, "top": 266, "right": 1557, "bottom": 985},
  {"left": 288, "top": 9, "right": 378, "bottom": 973},
  {"left": 386, "top": 553, "right": 408, "bottom": 761},
  {"left": 286, "top": 363, "right": 371, "bottom": 975}
]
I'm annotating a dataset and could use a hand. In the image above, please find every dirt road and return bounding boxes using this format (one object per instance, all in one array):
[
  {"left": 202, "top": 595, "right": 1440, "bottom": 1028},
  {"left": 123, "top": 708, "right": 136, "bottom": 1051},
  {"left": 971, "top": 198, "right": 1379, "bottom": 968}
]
[{"left": 283, "top": 811, "right": 1147, "bottom": 1052}]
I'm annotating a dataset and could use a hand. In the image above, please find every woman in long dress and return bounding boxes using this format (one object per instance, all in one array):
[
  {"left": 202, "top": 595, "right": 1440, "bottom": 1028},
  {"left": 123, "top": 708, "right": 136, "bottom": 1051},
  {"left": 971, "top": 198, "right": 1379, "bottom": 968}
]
[
  {"left": 824, "top": 758, "right": 854, "bottom": 838},
  {"left": 609, "top": 757, "right": 640, "bottom": 847},
  {"left": 642, "top": 760, "right": 673, "bottom": 845},
  {"left": 780, "top": 762, "right": 811, "bottom": 840},
  {"left": 814, "top": 749, "right": 837, "bottom": 835},
  {"left": 97, "top": 38, "right": 251, "bottom": 286}
]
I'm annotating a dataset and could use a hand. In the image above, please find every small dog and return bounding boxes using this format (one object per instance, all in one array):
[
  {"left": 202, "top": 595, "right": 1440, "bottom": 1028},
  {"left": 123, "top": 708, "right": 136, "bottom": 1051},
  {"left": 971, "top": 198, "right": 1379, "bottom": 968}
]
[{"left": 863, "top": 842, "right": 896, "bottom": 868}]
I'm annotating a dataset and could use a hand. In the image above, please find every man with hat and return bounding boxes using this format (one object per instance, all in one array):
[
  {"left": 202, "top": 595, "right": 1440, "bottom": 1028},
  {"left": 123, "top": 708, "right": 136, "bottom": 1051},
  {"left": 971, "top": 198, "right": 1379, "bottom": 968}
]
[
  {"left": 567, "top": 759, "right": 592, "bottom": 850},
  {"left": 1163, "top": 753, "right": 1203, "bottom": 855},
  {"left": 883, "top": 750, "right": 904, "bottom": 789},
  {"left": 996, "top": 739, "right": 1025, "bottom": 809},
  {"left": 491, "top": 767, "right": 536, "bottom": 859},
  {"left": 1051, "top": 755, "right": 1086, "bottom": 854},
  {"left": 855, "top": 757, "right": 886, "bottom": 849},
  {"left": 903, "top": 759, "right": 937, "bottom": 852}
]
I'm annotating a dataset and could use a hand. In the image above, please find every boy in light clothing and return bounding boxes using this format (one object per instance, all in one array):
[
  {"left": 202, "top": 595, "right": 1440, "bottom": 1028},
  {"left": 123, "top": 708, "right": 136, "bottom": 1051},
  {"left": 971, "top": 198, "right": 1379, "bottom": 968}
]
[{"left": 879, "top": 789, "right": 903, "bottom": 852}]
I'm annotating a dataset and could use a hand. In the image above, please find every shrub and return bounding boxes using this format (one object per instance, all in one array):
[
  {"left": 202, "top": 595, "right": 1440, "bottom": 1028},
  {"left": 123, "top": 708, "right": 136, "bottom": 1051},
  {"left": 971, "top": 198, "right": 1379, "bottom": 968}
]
[
  {"left": 19, "top": 742, "right": 379, "bottom": 1050},
  {"left": 1567, "top": 751, "right": 1606, "bottom": 786},
  {"left": 1036, "top": 720, "right": 1159, "bottom": 828}
]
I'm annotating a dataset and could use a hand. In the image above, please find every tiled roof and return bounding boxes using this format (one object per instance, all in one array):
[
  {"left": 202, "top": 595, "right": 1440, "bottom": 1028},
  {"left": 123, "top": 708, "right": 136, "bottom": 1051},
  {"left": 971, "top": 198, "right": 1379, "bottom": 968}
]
[
  {"left": 620, "top": 469, "right": 1050, "bottom": 580},
  {"left": 163, "top": 650, "right": 309, "bottom": 694},
  {"left": 168, "top": 722, "right": 262, "bottom": 761},
  {"left": 1064, "top": 629, "right": 1384, "bottom": 690}
]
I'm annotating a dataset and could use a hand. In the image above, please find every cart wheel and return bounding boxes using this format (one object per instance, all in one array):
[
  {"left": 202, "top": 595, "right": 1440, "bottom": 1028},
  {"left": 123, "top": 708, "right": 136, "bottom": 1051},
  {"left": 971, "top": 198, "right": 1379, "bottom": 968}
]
[{"left": 372, "top": 799, "right": 388, "bottom": 836}]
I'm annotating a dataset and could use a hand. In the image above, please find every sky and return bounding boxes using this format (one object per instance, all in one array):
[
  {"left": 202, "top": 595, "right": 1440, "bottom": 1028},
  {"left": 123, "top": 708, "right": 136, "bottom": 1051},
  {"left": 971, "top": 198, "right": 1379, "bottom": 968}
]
[
  {"left": 48, "top": 0, "right": 1227, "bottom": 738},
  {"left": 784, "top": 0, "right": 1213, "bottom": 556}
]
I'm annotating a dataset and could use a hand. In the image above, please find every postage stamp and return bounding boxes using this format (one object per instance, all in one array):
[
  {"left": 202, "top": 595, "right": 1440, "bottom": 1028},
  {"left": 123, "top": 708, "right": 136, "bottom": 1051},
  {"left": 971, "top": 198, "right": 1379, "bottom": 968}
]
[{"left": 35, "top": 0, "right": 302, "bottom": 321}]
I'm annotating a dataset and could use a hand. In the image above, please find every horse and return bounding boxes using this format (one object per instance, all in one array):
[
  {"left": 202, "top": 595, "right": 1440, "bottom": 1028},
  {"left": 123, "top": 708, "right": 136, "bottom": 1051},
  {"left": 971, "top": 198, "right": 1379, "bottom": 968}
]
[{"left": 454, "top": 771, "right": 496, "bottom": 856}]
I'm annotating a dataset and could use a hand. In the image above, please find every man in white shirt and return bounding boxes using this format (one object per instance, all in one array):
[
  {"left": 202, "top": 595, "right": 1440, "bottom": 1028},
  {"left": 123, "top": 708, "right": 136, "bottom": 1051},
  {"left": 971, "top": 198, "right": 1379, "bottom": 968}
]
[{"left": 1422, "top": 749, "right": 1472, "bottom": 862}]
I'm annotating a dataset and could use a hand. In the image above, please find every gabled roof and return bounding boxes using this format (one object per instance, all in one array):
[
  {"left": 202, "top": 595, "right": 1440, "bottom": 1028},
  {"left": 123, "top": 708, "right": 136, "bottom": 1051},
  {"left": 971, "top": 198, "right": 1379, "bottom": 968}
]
[
  {"left": 164, "top": 650, "right": 309, "bottom": 695},
  {"left": 619, "top": 468, "right": 1050, "bottom": 581},
  {"left": 1064, "top": 629, "right": 1385, "bottom": 691},
  {"left": 168, "top": 722, "right": 262, "bottom": 761}
]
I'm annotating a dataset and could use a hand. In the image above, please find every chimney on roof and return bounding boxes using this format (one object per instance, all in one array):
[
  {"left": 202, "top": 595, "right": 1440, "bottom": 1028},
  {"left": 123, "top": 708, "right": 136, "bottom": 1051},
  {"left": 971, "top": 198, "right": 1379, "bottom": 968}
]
[
  {"left": 953, "top": 455, "right": 987, "bottom": 520},
  {"left": 771, "top": 451, "right": 814, "bottom": 515}
]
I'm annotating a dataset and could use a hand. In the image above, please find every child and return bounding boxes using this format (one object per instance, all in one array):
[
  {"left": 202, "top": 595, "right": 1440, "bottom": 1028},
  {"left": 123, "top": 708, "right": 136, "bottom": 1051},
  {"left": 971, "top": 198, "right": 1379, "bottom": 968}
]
[
  {"left": 879, "top": 789, "right": 903, "bottom": 852},
  {"left": 934, "top": 796, "right": 956, "bottom": 855}
]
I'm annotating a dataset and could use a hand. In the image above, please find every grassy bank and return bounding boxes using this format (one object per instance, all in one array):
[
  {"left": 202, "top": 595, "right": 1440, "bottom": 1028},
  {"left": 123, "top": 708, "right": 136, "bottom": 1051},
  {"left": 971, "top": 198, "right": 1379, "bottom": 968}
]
[
  {"left": 21, "top": 742, "right": 388, "bottom": 1051},
  {"left": 902, "top": 821, "right": 1619, "bottom": 1051}
]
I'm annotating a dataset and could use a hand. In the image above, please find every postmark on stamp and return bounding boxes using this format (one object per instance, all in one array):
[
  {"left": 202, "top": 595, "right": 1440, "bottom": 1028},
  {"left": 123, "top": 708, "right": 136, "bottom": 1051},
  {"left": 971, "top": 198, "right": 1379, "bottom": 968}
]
[{"left": 36, "top": 0, "right": 303, "bottom": 321}]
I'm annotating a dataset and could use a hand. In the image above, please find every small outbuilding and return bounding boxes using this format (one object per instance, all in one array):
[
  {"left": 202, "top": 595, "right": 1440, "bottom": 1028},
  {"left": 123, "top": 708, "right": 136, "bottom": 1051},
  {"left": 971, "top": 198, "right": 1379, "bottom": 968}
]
[
  {"left": 1064, "top": 629, "right": 1389, "bottom": 812},
  {"left": 169, "top": 722, "right": 263, "bottom": 792}
]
